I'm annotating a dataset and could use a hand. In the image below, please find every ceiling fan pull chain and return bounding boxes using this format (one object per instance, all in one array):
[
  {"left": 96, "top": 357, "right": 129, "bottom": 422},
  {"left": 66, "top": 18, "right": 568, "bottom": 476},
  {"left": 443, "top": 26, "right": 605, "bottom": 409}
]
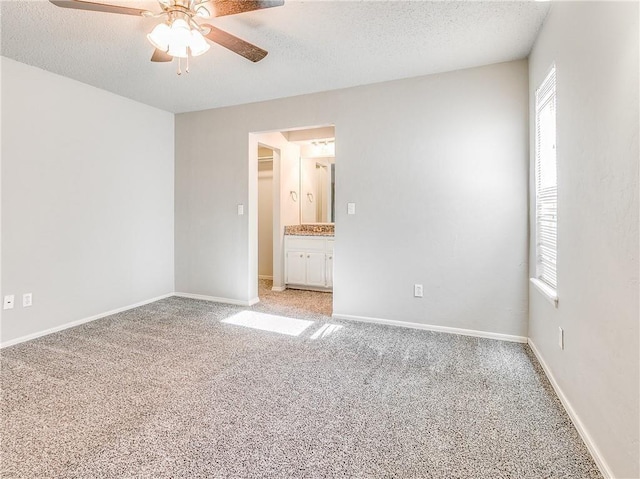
[
  {"left": 177, "top": 57, "right": 182, "bottom": 76},
  {"left": 186, "top": 54, "right": 190, "bottom": 74}
]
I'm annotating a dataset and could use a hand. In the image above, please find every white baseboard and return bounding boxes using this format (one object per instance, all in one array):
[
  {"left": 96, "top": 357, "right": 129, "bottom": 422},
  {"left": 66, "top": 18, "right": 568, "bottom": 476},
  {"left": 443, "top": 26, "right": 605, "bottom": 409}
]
[
  {"left": 331, "top": 313, "right": 528, "bottom": 343},
  {"left": 527, "top": 340, "right": 612, "bottom": 479},
  {"left": 287, "top": 285, "right": 332, "bottom": 293},
  {"left": 258, "top": 275, "right": 273, "bottom": 280},
  {"left": 0, "top": 293, "right": 174, "bottom": 349},
  {"left": 174, "top": 292, "right": 259, "bottom": 307},
  {"left": 271, "top": 286, "right": 286, "bottom": 292}
]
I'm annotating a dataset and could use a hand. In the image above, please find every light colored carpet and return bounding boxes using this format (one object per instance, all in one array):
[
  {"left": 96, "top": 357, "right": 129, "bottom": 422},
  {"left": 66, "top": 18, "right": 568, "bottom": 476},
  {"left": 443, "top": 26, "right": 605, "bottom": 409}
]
[
  {"left": 1, "top": 284, "right": 600, "bottom": 478},
  {"left": 255, "top": 279, "right": 333, "bottom": 318}
]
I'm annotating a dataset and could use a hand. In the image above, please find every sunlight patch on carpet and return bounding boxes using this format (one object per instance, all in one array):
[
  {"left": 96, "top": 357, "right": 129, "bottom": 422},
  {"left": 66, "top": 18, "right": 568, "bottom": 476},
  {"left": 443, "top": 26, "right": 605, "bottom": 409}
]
[
  {"left": 310, "top": 323, "right": 343, "bottom": 340},
  {"left": 221, "top": 311, "right": 313, "bottom": 336}
]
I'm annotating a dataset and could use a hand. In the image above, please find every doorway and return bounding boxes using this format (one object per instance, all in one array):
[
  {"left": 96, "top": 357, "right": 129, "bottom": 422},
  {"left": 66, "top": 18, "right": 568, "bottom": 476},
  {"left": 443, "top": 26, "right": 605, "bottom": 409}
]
[{"left": 250, "top": 125, "right": 336, "bottom": 318}]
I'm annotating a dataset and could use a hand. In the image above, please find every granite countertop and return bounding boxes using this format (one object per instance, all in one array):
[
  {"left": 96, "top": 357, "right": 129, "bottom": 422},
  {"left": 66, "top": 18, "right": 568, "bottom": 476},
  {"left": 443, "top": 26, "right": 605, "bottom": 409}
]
[{"left": 284, "top": 224, "right": 335, "bottom": 236}]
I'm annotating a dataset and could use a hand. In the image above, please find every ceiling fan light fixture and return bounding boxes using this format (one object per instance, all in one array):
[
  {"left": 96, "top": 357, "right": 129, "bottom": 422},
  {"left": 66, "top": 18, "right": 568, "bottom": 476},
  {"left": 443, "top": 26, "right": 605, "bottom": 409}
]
[
  {"left": 49, "top": 0, "right": 283, "bottom": 71},
  {"left": 167, "top": 43, "right": 188, "bottom": 58},
  {"left": 162, "top": 17, "right": 191, "bottom": 58},
  {"left": 147, "top": 22, "right": 171, "bottom": 51},
  {"left": 170, "top": 18, "right": 191, "bottom": 45},
  {"left": 189, "top": 29, "right": 210, "bottom": 56}
]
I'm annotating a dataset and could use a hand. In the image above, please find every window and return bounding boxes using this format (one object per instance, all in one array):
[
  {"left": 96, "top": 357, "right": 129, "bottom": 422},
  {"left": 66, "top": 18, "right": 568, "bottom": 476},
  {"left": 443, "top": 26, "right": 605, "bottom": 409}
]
[{"left": 534, "top": 66, "right": 557, "bottom": 294}]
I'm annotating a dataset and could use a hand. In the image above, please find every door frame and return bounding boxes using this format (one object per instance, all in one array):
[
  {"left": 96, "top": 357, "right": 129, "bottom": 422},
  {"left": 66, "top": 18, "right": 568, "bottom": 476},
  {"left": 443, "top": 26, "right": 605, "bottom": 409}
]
[{"left": 248, "top": 125, "right": 336, "bottom": 302}]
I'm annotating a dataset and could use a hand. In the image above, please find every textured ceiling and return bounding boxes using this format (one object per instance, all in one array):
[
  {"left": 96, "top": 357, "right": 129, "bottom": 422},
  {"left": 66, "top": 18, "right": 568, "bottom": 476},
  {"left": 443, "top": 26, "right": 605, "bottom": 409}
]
[{"left": 1, "top": 0, "right": 549, "bottom": 113}]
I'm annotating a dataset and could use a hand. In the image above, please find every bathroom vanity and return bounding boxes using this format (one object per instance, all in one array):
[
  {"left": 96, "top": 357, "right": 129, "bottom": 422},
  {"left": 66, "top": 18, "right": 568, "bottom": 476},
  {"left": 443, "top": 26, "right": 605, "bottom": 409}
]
[{"left": 284, "top": 225, "right": 334, "bottom": 291}]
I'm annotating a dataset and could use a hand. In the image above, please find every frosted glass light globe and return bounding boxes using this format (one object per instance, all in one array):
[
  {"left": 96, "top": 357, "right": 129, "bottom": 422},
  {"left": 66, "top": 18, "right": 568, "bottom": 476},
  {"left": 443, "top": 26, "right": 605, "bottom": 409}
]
[{"left": 147, "top": 22, "right": 171, "bottom": 51}]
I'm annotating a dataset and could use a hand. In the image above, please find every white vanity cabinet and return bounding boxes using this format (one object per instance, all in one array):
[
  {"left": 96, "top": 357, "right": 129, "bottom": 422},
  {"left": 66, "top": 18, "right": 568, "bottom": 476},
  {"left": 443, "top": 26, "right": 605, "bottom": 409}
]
[{"left": 284, "top": 235, "right": 334, "bottom": 291}]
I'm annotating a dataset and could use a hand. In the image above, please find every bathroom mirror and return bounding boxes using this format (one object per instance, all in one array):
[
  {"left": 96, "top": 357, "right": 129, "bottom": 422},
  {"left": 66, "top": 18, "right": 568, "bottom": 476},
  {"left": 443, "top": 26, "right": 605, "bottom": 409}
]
[{"left": 300, "top": 157, "right": 335, "bottom": 224}]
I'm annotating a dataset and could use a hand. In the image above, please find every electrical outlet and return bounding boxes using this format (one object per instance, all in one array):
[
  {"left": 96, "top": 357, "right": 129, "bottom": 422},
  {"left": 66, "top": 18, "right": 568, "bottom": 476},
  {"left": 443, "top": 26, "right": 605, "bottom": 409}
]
[
  {"left": 23, "top": 293, "right": 33, "bottom": 308},
  {"left": 347, "top": 203, "right": 356, "bottom": 215},
  {"left": 237, "top": 204, "right": 244, "bottom": 215},
  {"left": 3, "top": 295, "right": 15, "bottom": 310},
  {"left": 414, "top": 284, "right": 423, "bottom": 298},
  {"left": 558, "top": 327, "right": 564, "bottom": 350}
]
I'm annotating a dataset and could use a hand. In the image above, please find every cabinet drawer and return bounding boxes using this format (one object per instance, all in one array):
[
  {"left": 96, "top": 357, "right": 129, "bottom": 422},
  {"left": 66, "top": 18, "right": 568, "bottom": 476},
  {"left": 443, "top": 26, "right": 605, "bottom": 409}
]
[{"left": 285, "top": 236, "right": 327, "bottom": 252}]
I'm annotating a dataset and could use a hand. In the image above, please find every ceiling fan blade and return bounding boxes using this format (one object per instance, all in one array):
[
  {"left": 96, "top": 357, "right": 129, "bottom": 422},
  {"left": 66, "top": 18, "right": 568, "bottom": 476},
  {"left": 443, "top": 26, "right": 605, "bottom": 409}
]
[
  {"left": 208, "top": 0, "right": 283, "bottom": 18},
  {"left": 49, "top": 0, "right": 150, "bottom": 16},
  {"left": 202, "top": 24, "right": 268, "bottom": 62},
  {"left": 151, "top": 49, "right": 173, "bottom": 62}
]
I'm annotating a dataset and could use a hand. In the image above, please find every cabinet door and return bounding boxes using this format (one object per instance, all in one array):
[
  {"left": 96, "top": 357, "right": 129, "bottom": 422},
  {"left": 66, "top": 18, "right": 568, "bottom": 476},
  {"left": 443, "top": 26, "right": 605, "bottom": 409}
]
[
  {"left": 325, "top": 253, "right": 333, "bottom": 288},
  {"left": 286, "top": 251, "right": 306, "bottom": 284},
  {"left": 305, "top": 252, "right": 326, "bottom": 286}
]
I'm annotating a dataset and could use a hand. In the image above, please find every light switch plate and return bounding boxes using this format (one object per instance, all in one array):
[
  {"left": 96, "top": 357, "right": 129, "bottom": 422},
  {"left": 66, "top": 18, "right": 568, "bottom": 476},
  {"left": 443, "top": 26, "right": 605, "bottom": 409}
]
[
  {"left": 237, "top": 204, "right": 244, "bottom": 215},
  {"left": 558, "top": 327, "right": 564, "bottom": 350},
  {"left": 23, "top": 293, "right": 33, "bottom": 308},
  {"left": 414, "top": 284, "right": 424, "bottom": 297},
  {"left": 3, "top": 295, "right": 15, "bottom": 310},
  {"left": 347, "top": 202, "right": 356, "bottom": 215}
]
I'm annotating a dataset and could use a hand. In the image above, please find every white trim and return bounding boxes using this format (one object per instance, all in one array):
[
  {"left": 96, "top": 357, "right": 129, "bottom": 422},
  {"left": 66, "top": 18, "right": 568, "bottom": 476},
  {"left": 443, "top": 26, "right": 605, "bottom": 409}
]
[
  {"left": 271, "top": 286, "right": 286, "bottom": 292},
  {"left": 258, "top": 275, "right": 273, "bottom": 280},
  {"left": 174, "top": 292, "right": 259, "bottom": 307},
  {"left": 0, "top": 293, "right": 174, "bottom": 349},
  {"left": 530, "top": 278, "right": 558, "bottom": 307},
  {"left": 527, "top": 339, "right": 613, "bottom": 479},
  {"left": 287, "top": 284, "right": 333, "bottom": 293},
  {"left": 331, "top": 313, "right": 527, "bottom": 343}
]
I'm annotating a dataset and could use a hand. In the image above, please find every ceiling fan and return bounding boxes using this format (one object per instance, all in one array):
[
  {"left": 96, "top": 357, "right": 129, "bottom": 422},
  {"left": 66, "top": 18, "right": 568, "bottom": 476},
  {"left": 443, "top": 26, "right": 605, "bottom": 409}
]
[{"left": 49, "top": 0, "right": 283, "bottom": 73}]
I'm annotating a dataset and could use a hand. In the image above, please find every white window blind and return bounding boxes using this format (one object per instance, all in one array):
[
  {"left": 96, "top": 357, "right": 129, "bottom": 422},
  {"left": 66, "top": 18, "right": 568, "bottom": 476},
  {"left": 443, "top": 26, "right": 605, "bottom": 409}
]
[{"left": 535, "top": 66, "right": 557, "bottom": 290}]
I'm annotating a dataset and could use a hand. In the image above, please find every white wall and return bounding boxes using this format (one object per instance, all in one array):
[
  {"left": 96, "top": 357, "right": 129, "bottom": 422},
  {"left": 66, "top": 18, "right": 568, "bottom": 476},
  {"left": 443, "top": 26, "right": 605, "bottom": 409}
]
[
  {"left": 528, "top": 3, "right": 639, "bottom": 478},
  {"left": 175, "top": 59, "right": 529, "bottom": 338},
  {"left": 0, "top": 57, "right": 175, "bottom": 345}
]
